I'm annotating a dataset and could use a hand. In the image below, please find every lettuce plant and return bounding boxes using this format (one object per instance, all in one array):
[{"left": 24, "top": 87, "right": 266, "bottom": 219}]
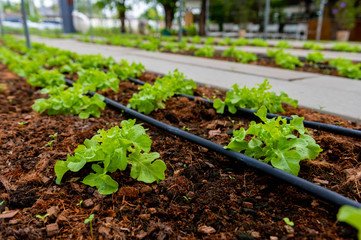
[
  {"left": 109, "top": 59, "right": 145, "bottom": 80},
  {"left": 195, "top": 46, "right": 215, "bottom": 57},
  {"left": 161, "top": 42, "right": 181, "bottom": 53},
  {"left": 303, "top": 42, "right": 323, "bottom": 50},
  {"left": 332, "top": 42, "right": 360, "bottom": 52},
  {"left": 129, "top": 69, "right": 197, "bottom": 114},
  {"left": 330, "top": 58, "right": 361, "bottom": 79},
  {"left": 306, "top": 51, "right": 326, "bottom": 63},
  {"left": 54, "top": 119, "right": 166, "bottom": 194},
  {"left": 205, "top": 37, "right": 215, "bottom": 45},
  {"left": 45, "top": 55, "right": 72, "bottom": 68},
  {"left": 27, "top": 69, "right": 65, "bottom": 88},
  {"left": 251, "top": 38, "right": 268, "bottom": 47},
  {"left": 337, "top": 205, "right": 361, "bottom": 240},
  {"left": 218, "top": 37, "right": 232, "bottom": 46},
  {"left": 32, "top": 83, "right": 106, "bottom": 119},
  {"left": 275, "top": 41, "right": 291, "bottom": 49},
  {"left": 274, "top": 51, "right": 303, "bottom": 69},
  {"left": 226, "top": 106, "right": 322, "bottom": 175},
  {"left": 213, "top": 79, "right": 297, "bottom": 114},
  {"left": 233, "top": 38, "right": 249, "bottom": 46},
  {"left": 77, "top": 69, "right": 119, "bottom": 91},
  {"left": 222, "top": 46, "right": 257, "bottom": 63}
]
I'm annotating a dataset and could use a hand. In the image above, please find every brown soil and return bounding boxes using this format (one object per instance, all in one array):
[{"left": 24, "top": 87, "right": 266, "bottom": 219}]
[{"left": 1, "top": 64, "right": 361, "bottom": 239}]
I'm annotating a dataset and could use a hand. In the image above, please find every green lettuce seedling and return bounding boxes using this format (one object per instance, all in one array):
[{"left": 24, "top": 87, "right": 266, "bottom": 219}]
[
  {"left": 306, "top": 51, "right": 325, "bottom": 63},
  {"left": 337, "top": 205, "right": 361, "bottom": 240},
  {"left": 129, "top": 69, "right": 197, "bottom": 114},
  {"left": 213, "top": 79, "right": 297, "bottom": 114},
  {"left": 226, "top": 106, "right": 322, "bottom": 175},
  {"left": 195, "top": 46, "right": 215, "bottom": 57},
  {"left": 54, "top": 119, "right": 166, "bottom": 195},
  {"left": 32, "top": 83, "right": 106, "bottom": 119}
]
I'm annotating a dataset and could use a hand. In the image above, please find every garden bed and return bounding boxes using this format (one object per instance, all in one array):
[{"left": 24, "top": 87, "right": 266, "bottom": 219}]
[{"left": 1, "top": 62, "right": 361, "bottom": 239}]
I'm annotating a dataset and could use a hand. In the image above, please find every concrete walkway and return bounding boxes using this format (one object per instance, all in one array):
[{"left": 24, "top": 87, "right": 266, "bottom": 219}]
[{"left": 30, "top": 36, "right": 361, "bottom": 123}]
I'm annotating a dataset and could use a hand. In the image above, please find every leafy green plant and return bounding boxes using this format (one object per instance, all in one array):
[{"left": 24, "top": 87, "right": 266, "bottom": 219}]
[
  {"left": 337, "top": 205, "right": 361, "bottom": 240},
  {"left": 54, "top": 119, "right": 166, "bottom": 194},
  {"left": 233, "top": 38, "right": 249, "bottom": 46},
  {"left": 275, "top": 41, "right": 291, "bottom": 49},
  {"left": 306, "top": 51, "right": 326, "bottom": 63},
  {"left": 129, "top": 69, "right": 197, "bottom": 114},
  {"left": 138, "top": 41, "right": 159, "bottom": 51},
  {"left": 109, "top": 60, "right": 145, "bottom": 80},
  {"left": 161, "top": 42, "right": 180, "bottom": 53},
  {"left": 251, "top": 38, "right": 268, "bottom": 47},
  {"left": 226, "top": 106, "right": 322, "bottom": 175},
  {"left": 27, "top": 69, "right": 65, "bottom": 88},
  {"left": 222, "top": 46, "right": 257, "bottom": 63},
  {"left": 218, "top": 37, "right": 232, "bottom": 46},
  {"left": 60, "top": 62, "right": 83, "bottom": 74},
  {"left": 332, "top": 42, "right": 360, "bottom": 52},
  {"left": 330, "top": 58, "right": 361, "bottom": 79},
  {"left": 84, "top": 214, "right": 95, "bottom": 239},
  {"left": 76, "top": 54, "right": 115, "bottom": 69},
  {"left": 194, "top": 46, "right": 215, "bottom": 57},
  {"left": 205, "top": 37, "right": 215, "bottom": 45},
  {"left": 45, "top": 55, "right": 72, "bottom": 68},
  {"left": 77, "top": 69, "right": 119, "bottom": 91},
  {"left": 191, "top": 36, "right": 202, "bottom": 44},
  {"left": 32, "top": 84, "right": 106, "bottom": 119},
  {"left": 303, "top": 42, "right": 323, "bottom": 50},
  {"left": 274, "top": 51, "right": 303, "bottom": 69},
  {"left": 213, "top": 79, "right": 297, "bottom": 114}
]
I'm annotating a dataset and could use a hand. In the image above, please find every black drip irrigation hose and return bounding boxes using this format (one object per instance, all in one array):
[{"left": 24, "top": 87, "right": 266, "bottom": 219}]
[
  {"left": 125, "top": 77, "right": 361, "bottom": 139},
  {"left": 64, "top": 78, "right": 361, "bottom": 208}
]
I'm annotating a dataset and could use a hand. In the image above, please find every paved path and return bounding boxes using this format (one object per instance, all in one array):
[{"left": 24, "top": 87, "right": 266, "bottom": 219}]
[{"left": 30, "top": 36, "right": 361, "bottom": 123}]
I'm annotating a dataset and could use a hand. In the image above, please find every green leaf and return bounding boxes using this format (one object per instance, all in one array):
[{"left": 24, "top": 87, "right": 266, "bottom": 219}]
[
  {"left": 54, "top": 160, "right": 70, "bottom": 184},
  {"left": 337, "top": 205, "right": 361, "bottom": 240},
  {"left": 82, "top": 172, "right": 119, "bottom": 195},
  {"left": 129, "top": 151, "right": 166, "bottom": 183}
]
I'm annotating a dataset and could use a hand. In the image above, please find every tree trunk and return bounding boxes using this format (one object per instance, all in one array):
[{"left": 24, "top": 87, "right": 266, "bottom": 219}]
[
  {"left": 119, "top": 9, "right": 126, "bottom": 33},
  {"left": 199, "top": 0, "right": 206, "bottom": 36},
  {"left": 163, "top": 4, "right": 174, "bottom": 29}
]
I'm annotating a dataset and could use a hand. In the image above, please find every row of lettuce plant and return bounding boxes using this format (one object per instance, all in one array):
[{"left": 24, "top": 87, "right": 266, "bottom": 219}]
[
  {"left": 0, "top": 36, "right": 166, "bottom": 194},
  {"left": 77, "top": 35, "right": 361, "bottom": 80},
  {"left": 1, "top": 37, "right": 360, "bottom": 235},
  {"left": 77, "top": 32, "right": 361, "bottom": 53}
]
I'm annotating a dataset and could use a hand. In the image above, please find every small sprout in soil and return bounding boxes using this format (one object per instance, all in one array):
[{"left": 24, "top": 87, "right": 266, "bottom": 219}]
[
  {"left": 182, "top": 126, "right": 191, "bottom": 132},
  {"left": 49, "top": 132, "right": 58, "bottom": 142},
  {"left": 228, "top": 175, "right": 235, "bottom": 180},
  {"left": 36, "top": 213, "right": 50, "bottom": 226},
  {"left": 0, "top": 200, "right": 4, "bottom": 214},
  {"left": 17, "top": 122, "right": 28, "bottom": 127},
  {"left": 76, "top": 200, "right": 83, "bottom": 207},
  {"left": 283, "top": 217, "right": 294, "bottom": 226},
  {"left": 335, "top": 121, "right": 344, "bottom": 126},
  {"left": 8, "top": 99, "right": 13, "bottom": 103},
  {"left": 318, "top": 105, "right": 326, "bottom": 113},
  {"left": 183, "top": 196, "right": 191, "bottom": 201},
  {"left": 183, "top": 164, "right": 187, "bottom": 168},
  {"left": 84, "top": 214, "right": 95, "bottom": 239},
  {"left": 45, "top": 140, "right": 55, "bottom": 151}
]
